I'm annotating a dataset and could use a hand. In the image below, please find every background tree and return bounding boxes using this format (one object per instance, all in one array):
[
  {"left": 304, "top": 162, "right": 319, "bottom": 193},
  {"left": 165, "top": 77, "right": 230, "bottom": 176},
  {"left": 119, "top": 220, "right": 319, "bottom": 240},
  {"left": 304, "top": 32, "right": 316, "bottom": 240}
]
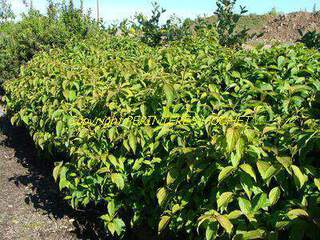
[
  {"left": 22, "top": 0, "right": 33, "bottom": 10},
  {"left": 215, "top": 0, "right": 249, "bottom": 48},
  {"left": 135, "top": 1, "right": 166, "bottom": 47},
  {"left": 313, "top": 3, "right": 317, "bottom": 13},
  {"left": 0, "top": 0, "right": 14, "bottom": 23}
]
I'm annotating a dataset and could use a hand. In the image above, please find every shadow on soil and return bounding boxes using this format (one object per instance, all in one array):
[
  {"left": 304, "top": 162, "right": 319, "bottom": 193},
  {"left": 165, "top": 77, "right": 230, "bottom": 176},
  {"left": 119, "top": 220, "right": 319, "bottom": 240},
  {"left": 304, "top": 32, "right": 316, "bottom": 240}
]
[{"left": 0, "top": 116, "right": 109, "bottom": 239}]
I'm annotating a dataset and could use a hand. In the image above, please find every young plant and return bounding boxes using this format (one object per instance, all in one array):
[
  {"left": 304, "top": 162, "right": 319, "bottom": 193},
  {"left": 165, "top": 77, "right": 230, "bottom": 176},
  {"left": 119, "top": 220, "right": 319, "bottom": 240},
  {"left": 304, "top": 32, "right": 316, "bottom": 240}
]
[
  {"left": 298, "top": 29, "right": 320, "bottom": 51},
  {"left": 215, "top": 0, "right": 250, "bottom": 48},
  {"left": 133, "top": 2, "right": 187, "bottom": 46},
  {"left": 269, "top": 6, "right": 278, "bottom": 16},
  {"left": 135, "top": 1, "right": 166, "bottom": 46}
]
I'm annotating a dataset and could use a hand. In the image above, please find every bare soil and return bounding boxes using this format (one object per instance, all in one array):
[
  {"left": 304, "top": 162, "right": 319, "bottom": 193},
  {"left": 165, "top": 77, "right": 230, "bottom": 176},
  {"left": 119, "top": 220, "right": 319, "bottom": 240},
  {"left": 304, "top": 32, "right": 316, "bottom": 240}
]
[
  {"left": 208, "top": 11, "right": 320, "bottom": 46},
  {"left": 253, "top": 11, "right": 320, "bottom": 43},
  {"left": 0, "top": 114, "right": 110, "bottom": 240},
  {"left": 0, "top": 116, "right": 77, "bottom": 240}
]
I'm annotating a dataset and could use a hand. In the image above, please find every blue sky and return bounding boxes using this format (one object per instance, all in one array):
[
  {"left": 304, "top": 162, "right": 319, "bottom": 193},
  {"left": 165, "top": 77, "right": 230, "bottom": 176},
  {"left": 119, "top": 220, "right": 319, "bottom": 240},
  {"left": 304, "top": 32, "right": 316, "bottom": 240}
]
[{"left": 11, "top": 0, "right": 320, "bottom": 24}]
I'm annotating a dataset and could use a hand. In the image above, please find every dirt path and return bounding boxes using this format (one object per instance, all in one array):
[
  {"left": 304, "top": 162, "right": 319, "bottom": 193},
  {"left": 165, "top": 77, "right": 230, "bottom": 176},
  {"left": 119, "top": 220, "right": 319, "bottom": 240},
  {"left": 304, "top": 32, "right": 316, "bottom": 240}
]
[{"left": 0, "top": 114, "right": 77, "bottom": 240}]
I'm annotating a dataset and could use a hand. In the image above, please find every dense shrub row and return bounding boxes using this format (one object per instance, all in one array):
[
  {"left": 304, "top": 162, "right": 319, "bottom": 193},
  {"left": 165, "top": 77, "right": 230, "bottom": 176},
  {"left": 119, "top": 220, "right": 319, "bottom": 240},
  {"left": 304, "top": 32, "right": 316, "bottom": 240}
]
[
  {"left": 0, "top": 3, "right": 100, "bottom": 84},
  {"left": 4, "top": 28, "right": 320, "bottom": 239}
]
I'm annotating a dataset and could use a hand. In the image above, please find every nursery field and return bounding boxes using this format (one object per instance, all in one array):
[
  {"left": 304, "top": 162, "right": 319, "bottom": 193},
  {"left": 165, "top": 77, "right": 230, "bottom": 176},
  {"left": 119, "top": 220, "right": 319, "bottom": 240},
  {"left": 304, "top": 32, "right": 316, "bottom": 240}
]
[{"left": 1, "top": 1, "right": 320, "bottom": 239}]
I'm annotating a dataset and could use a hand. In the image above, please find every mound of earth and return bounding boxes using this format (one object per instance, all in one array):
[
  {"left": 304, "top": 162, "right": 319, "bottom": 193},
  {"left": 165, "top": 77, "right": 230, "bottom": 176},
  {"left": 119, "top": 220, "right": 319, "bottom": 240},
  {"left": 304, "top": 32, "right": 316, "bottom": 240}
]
[{"left": 254, "top": 11, "right": 320, "bottom": 43}]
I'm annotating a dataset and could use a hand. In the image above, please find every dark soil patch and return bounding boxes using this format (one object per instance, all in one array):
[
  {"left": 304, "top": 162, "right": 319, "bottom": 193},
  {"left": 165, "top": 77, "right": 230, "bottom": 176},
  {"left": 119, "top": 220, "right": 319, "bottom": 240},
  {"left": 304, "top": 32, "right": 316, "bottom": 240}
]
[{"left": 0, "top": 116, "right": 108, "bottom": 240}]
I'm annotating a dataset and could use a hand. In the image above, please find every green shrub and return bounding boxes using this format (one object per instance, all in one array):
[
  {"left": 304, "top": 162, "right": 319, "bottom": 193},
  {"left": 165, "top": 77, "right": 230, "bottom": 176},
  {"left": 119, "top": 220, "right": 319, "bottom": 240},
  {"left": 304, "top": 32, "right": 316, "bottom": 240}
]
[
  {"left": 215, "top": 0, "right": 250, "bottom": 48},
  {"left": 135, "top": 1, "right": 166, "bottom": 47},
  {"left": 298, "top": 29, "right": 320, "bottom": 51},
  {"left": 268, "top": 7, "right": 278, "bottom": 17},
  {"left": 0, "top": 1, "right": 99, "bottom": 84},
  {"left": 108, "top": 2, "right": 189, "bottom": 47},
  {"left": 4, "top": 31, "right": 320, "bottom": 239}
]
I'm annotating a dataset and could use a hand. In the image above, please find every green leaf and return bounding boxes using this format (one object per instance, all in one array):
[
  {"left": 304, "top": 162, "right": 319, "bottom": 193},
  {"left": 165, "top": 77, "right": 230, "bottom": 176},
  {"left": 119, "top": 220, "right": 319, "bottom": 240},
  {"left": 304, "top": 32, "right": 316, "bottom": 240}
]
[
  {"left": 58, "top": 166, "right": 68, "bottom": 191},
  {"left": 238, "top": 197, "right": 251, "bottom": 215},
  {"left": 218, "top": 166, "right": 235, "bottom": 183},
  {"left": 53, "top": 162, "right": 63, "bottom": 182},
  {"left": 163, "top": 83, "right": 175, "bottom": 104},
  {"left": 111, "top": 173, "right": 125, "bottom": 190},
  {"left": 128, "top": 132, "right": 137, "bottom": 154},
  {"left": 113, "top": 218, "right": 126, "bottom": 236},
  {"left": 21, "top": 115, "right": 29, "bottom": 124},
  {"left": 215, "top": 215, "right": 233, "bottom": 234},
  {"left": 278, "top": 56, "right": 286, "bottom": 68},
  {"left": 144, "top": 126, "right": 154, "bottom": 138},
  {"left": 269, "top": 187, "right": 281, "bottom": 206},
  {"left": 157, "top": 187, "right": 168, "bottom": 207},
  {"left": 265, "top": 165, "right": 278, "bottom": 180},
  {"left": 257, "top": 161, "right": 276, "bottom": 180},
  {"left": 276, "top": 156, "right": 292, "bottom": 173},
  {"left": 97, "top": 167, "right": 110, "bottom": 174},
  {"left": 239, "top": 173, "right": 254, "bottom": 199},
  {"left": 233, "top": 229, "right": 266, "bottom": 240},
  {"left": 166, "top": 169, "right": 177, "bottom": 185},
  {"left": 10, "top": 114, "right": 19, "bottom": 126},
  {"left": 231, "top": 152, "right": 241, "bottom": 167},
  {"left": 108, "top": 127, "right": 117, "bottom": 141},
  {"left": 140, "top": 104, "right": 147, "bottom": 115},
  {"left": 314, "top": 178, "right": 320, "bottom": 190},
  {"left": 158, "top": 215, "right": 171, "bottom": 234},
  {"left": 227, "top": 210, "right": 242, "bottom": 220},
  {"left": 231, "top": 71, "right": 241, "bottom": 79},
  {"left": 107, "top": 222, "right": 116, "bottom": 235},
  {"left": 123, "top": 139, "right": 131, "bottom": 153},
  {"left": 287, "top": 209, "right": 309, "bottom": 220},
  {"left": 198, "top": 210, "right": 218, "bottom": 230},
  {"left": 171, "top": 204, "right": 181, "bottom": 213},
  {"left": 252, "top": 193, "right": 268, "bottom": 212},
  {"left": 165, "top": 53, "right": 173, "bottom": 66},
  {"left": 240, "top": 164, "right": 257, "bottom": 181},
  {"left": 108, "top": 200, "right": 116, "bottom": 216},
  {"left": 217, "top": 192, "right": 234, "bottom": 210},
  {"left": 108, "top": 155, "right": 118, "bottom": 167},
  {"left": 100, "top": 214, "right": 111, "bottom": 222},
  {"left": 157, "top": 126, "right": 171, "bottom": 139},
  {"left": 63, "top": 90, "right": 77, "bottom": 101},
  {"left": 68, "top": 90, "right": 77, "bottom": 101},
  {"left": 263, "top": 126, "right": 277, "bottom": 134},
  {"left": 206, "top": 222, "right": 218, "bottom": 240},
  {"left": 236, "top": 138, "right": 245, "bottom": 156},
  {"left": 56, "top": 120, "right": 63, "bottom": 136},
  {"left": 59, "top": 177, "right": 69, "bottom": 191},
  {"left": 291, "top": 165, "right": 307, "bottom": 189},
  {"left": 226, "top": 128, "right": 240, "bottom": 153}
]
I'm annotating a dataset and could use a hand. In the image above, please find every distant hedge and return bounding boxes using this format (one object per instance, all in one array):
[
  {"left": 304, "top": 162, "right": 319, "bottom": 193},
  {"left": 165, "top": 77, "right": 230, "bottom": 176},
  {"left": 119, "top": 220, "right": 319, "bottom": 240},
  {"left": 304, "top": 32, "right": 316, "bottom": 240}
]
[
  {"left": 4, "top": 31, "right": 320, "bottom": 239},
  {"left": 0, "top": 7, "right": 99, "bottom": 84}
]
